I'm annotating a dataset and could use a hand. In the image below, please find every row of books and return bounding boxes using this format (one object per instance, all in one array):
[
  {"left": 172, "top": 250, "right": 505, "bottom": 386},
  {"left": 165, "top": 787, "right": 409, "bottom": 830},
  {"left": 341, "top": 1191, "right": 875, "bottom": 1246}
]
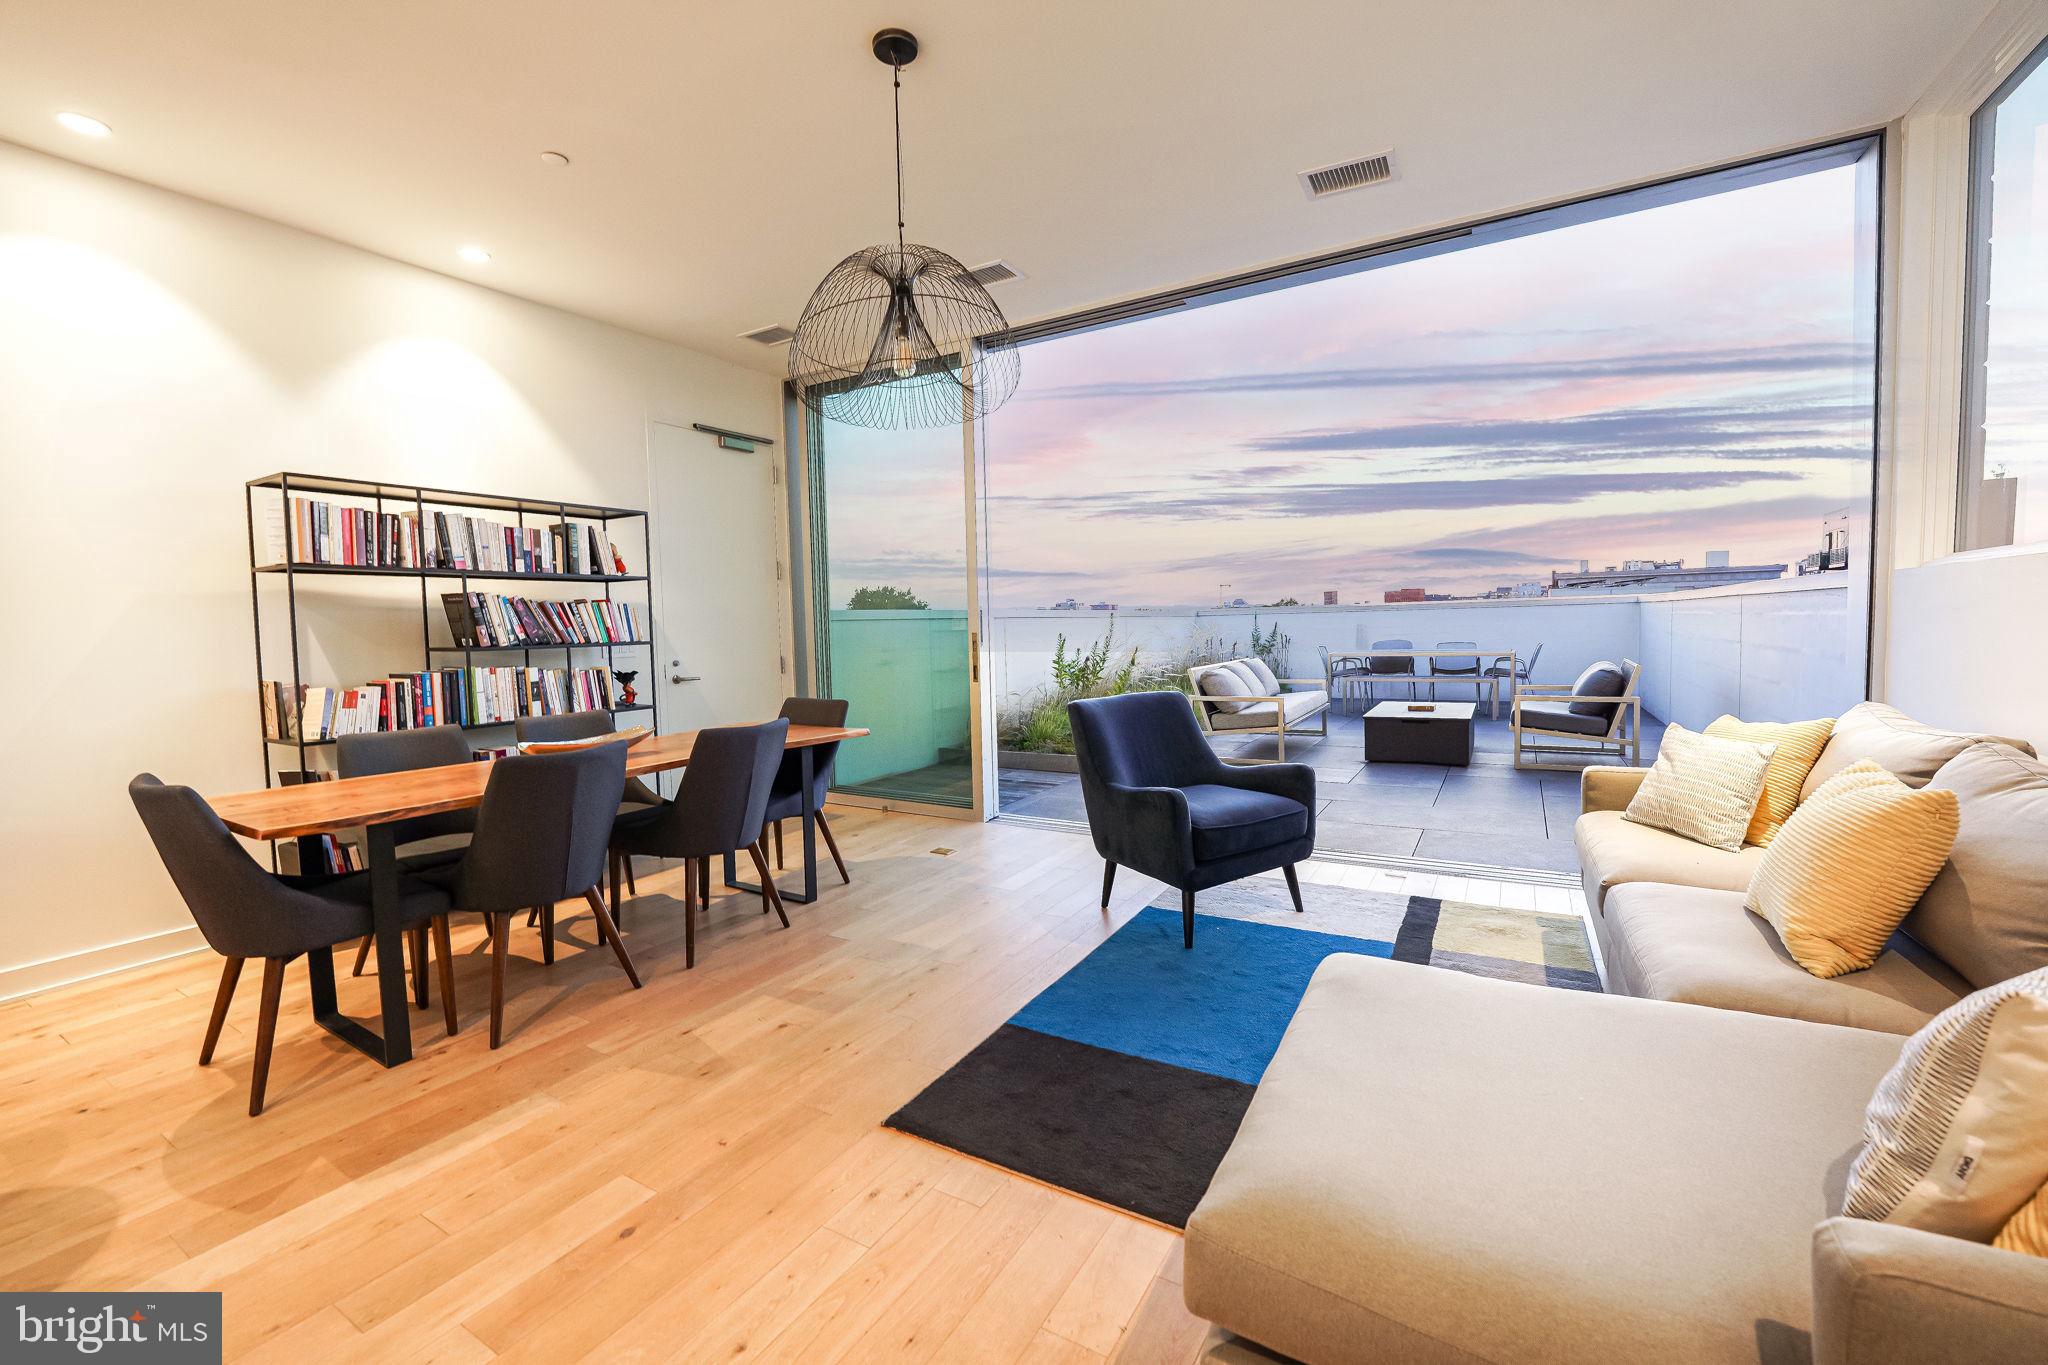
[
  {"left": 262, "top": 664, "right": 620, "bottom": 740},
  {"left": 441, "top": 593, "right": 645, "bottom": 649},
  {"left": 263, "top": 496, "right": 629, "bottom": 576}
]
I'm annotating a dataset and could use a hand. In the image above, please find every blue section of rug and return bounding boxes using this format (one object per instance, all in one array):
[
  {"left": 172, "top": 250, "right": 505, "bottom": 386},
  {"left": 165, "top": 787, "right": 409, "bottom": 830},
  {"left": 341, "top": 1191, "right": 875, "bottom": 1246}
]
[{"left": 1008, "top": 907, "right": 1391, "bottom": 1085}]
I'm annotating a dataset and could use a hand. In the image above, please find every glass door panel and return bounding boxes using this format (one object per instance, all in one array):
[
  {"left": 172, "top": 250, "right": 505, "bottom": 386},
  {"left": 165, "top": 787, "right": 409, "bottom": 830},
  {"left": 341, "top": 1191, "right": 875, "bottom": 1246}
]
[{"left": 808, "top": 386, "right": 976, "bottom": 809}]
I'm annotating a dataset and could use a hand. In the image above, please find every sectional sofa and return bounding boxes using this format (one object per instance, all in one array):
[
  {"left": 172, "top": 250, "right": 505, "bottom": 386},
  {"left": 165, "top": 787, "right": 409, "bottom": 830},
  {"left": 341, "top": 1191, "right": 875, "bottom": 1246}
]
[{"left": 1182, "top": 702, "right": 2048, "bottom": 1364}]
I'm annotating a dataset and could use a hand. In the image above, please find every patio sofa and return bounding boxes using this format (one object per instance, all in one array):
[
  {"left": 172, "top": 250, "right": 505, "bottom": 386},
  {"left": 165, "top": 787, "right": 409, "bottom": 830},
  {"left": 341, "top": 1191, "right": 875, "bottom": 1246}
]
[
  {"left": 1183, "top": 700, "right": 2048, "bottom": 1362},
  {"left": 1188, "top": 657, "right": 1330, "bottom": 762}
]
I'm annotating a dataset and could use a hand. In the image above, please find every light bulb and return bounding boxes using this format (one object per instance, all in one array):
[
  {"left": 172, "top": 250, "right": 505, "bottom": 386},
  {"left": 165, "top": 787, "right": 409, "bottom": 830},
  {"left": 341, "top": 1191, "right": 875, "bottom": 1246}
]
[{"left": 891, "top": 332, "right": 917, "bottom": 379}]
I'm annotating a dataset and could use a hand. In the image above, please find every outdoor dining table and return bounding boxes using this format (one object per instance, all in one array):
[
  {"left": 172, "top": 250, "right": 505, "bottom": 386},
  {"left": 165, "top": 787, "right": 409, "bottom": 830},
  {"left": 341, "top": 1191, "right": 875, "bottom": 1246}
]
[
  {"left": 202, "top": 721, "right": 868, "bottom": 1068},
  {"left": 1329, "top": 649, "right": 1518, "bottom": 719}
]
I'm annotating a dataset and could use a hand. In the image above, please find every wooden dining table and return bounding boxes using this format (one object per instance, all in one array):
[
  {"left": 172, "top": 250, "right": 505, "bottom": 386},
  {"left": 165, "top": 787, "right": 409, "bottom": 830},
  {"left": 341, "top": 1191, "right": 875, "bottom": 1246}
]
[{"left": 205, "top": 722, "right": 869, "bottom": 1069}]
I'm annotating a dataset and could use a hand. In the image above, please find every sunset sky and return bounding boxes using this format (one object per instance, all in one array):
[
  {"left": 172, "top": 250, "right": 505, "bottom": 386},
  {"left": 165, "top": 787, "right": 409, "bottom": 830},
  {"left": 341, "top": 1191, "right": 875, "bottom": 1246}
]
[{"left": 820, "top": 163, "right": 1874, "bottom": 610}]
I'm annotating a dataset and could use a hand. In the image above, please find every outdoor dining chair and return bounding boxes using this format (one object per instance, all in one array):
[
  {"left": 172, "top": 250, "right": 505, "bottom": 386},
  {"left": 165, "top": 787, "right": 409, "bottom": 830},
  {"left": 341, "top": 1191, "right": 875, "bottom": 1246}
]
[{"left": 1364, "top": 639, "right": 1418, "bottom": 702}]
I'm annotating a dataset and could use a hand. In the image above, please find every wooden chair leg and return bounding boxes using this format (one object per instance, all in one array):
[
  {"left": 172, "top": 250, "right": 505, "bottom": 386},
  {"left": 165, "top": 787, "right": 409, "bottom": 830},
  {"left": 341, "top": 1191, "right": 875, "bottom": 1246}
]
[
  {"left": 410, "top": 923, "right": 429, "bottom": 1008},
  {"left": 698, "top": 856, "right": 710, "bottom": 909},
  {"left": 754, "top": 840, "right": 772, "bottom": 914},
  {"left": 624, "top": 856, "right": 637, "bottom": 895},
  {"left": 249, "top": 957, "right": 285, "bottom": 1117},
  {"left": 431, "top": 916, "right": 458, "bottom": 1036},
  {"left": 350, "top": 933, "right": 372, "bottom": 977},
  {"left": 488, "top": 913, "right": 510, "bottom": 1050},
  {"left": 200, "top": 956, "right": 244, "bottom": 1065},
  {"left": 582, "top": 887, "right": 642, "bottom": 988},
  {"left": 1181, "top": 888, "right": 1196, "bottom": 949},
  {"left": 541, "top": 904, "right": 555, "bottom": 965},
  {"left": 1100, "top": 860, "right": 1116, "bottom": 910},
  {"left": 1282, "top": 864, "right": 1305, "bottom": 914},
  {"left": 773, "top": 818, "right": 784, "bottom": 869},
  {"left": 817, "top": 813, "right": 851, "bottom": 885},
  {"left": 748, "top": 842, "right": 791, "bottom": 929},
  {"left": 682, "top": 856, "right": 697, "bottom": 969}
]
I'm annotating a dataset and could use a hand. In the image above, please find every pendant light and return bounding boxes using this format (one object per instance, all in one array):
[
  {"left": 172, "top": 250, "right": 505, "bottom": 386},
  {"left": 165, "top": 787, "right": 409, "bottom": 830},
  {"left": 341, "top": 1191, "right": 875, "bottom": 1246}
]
[{"left": 788, "top": 28, "right": 1019, "bottom": 430}]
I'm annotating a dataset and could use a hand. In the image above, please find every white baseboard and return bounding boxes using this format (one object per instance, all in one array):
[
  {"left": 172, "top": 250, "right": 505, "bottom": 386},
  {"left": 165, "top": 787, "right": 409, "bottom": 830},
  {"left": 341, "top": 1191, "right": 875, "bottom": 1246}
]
[{"left": 0, "top": 925, "right": 209, "bottom": 1003}]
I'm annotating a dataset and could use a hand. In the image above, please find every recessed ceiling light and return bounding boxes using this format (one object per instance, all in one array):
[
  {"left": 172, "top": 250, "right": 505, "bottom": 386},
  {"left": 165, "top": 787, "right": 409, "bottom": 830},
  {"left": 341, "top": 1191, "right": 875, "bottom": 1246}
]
[
  {"left": 56, "top": 111, "right": 112, "bottom": 138},
  {"left": 538, "top": 151, "right": 570, "bottom": 168},
  {"left": 456, "top": 245, "right": 492, "bottom": 265}
]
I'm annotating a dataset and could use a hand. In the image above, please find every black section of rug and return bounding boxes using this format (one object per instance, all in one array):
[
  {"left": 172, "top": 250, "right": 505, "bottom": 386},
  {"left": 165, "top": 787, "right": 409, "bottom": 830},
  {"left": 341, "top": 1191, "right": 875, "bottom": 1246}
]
[{"left": 885, "top": 1023, "right": 1255, "bottom": 1227}]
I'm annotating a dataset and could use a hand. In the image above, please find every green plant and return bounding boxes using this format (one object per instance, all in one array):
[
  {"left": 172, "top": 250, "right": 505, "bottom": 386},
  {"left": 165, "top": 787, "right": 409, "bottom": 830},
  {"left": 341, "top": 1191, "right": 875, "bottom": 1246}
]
[
  {"left": 1248, "top": 615, "right": 1291, "bottom": 673},
  {"left": 1050, "top": 614, "right": 1140, "bottom": 696},
  {"left": 846, "top": 585, "right": 928, "bottom": 610}
]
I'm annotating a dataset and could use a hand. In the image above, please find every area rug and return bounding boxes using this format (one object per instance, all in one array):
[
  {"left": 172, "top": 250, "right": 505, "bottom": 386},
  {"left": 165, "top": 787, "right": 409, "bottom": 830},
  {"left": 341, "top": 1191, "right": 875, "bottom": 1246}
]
[{"left": 884, "top": 877, "right": 1598, "bottom": 1227}]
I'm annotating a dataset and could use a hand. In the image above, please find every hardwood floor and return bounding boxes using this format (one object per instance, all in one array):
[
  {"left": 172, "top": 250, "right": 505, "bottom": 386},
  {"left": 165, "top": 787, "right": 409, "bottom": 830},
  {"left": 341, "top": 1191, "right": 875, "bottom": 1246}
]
[
  {"left": 0, "top": 807, "right": 1217, "bottom": 1362},
  {"left": 4, "top": 807, "right": 1579, "bottom": 1361}
]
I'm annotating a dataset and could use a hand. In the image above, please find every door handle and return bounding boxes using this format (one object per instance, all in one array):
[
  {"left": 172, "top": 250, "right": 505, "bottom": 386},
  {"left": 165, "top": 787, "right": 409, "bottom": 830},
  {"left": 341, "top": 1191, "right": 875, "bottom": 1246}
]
[{"left": 669, "top": 658, "right": 700, "bottom": 684}]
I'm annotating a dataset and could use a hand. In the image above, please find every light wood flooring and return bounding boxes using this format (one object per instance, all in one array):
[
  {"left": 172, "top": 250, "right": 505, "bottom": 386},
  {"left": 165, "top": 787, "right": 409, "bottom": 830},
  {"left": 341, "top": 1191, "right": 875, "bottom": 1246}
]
[{"left": 0, "top": 806, "right": 1569, "bottom": 1362}]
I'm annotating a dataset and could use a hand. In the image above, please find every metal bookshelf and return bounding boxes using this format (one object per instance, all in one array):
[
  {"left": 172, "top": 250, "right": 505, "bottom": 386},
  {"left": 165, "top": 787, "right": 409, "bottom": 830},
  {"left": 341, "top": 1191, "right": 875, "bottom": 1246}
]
[{"left": 244, "top": 472, "right": 657, "bottom": 816}]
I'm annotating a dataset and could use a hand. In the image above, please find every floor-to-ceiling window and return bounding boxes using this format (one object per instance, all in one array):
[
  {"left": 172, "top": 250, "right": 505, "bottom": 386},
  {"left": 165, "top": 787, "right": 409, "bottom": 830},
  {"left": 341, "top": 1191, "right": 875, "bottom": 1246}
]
[
  {"left": 977, "top": 141, "right": 1879, "bottom": 865},
  {"left": 1961, "top": 34, "right": 2048, "bottom": 550}
]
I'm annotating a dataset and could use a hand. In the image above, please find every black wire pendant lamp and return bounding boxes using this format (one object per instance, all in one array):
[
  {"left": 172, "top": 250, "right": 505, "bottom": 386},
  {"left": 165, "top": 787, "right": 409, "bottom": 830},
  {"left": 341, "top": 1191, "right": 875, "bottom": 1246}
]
[{"left": 788, "top": 28, "right": 1019, "bottom": 430}]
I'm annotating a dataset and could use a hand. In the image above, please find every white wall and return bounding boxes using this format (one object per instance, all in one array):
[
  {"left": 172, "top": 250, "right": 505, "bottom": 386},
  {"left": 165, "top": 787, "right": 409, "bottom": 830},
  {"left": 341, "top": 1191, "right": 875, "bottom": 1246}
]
[
  {"left": 0, "top": 141, "right": 782, "bottom": 996},
  {"left": 1637, "top": 579, "right": 1862, "bottom": 726},
  {"left": 1886, "top": 546, "right": 2048, "bottom": 749}
]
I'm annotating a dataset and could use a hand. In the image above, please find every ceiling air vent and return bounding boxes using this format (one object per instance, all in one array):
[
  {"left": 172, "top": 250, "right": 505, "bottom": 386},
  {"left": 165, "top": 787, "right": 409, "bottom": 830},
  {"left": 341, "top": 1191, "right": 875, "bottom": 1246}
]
[
  {"left": 738, "top": 323, "right": 795, "bottom": 345},
  {"left": 964, "top": 260, "right": 1023, "bottom": 287},
  {"left": 1299, "top": 151, "right": 1395, "bottom": 200}
]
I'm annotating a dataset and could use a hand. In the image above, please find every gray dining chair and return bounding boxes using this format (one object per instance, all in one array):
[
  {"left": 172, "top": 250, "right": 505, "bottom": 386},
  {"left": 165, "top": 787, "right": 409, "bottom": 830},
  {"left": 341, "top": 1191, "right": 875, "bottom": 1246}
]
[
  {"left": 129, "top": 774, "right": 457, "bottom": 1114},
  {"left": 516, "top": 710, "right": 662, "bottom": 898},
  {"left": 762, "top": 697, "right": 851, "bottom": 882},
  {"left": 1364, "top": 639, "right": 1418, "bottom": 702},
  {"left": 338, "top": 727, "right": 478, "bottom": 984},
  {"left": 608, "top": 719, "right": 790, "bottom": 969},
  {"left": 428, "top": 740, "right": 642, "bottom": 1048},
  {"left": 1429, "top": 640, "right": 1481, "bottom": 700}
]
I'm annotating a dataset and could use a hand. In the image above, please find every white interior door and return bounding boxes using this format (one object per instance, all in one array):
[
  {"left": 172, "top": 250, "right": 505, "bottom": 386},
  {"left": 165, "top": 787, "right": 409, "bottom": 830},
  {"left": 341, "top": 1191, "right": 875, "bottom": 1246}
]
[{"left": 649, "top": 420, "right": 785, "bottom": 743}]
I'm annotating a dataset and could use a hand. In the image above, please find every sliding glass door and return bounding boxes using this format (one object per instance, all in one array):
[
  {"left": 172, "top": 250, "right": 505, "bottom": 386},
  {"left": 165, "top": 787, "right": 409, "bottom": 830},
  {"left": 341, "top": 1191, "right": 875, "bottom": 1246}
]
[{"left": 803, "top": 382, "right": 989, "bottom": 814}]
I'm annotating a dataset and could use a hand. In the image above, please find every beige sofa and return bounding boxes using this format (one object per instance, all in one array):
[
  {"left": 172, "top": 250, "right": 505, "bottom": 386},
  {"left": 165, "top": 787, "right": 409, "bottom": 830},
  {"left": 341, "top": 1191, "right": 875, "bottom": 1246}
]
[{"left": 1183, "top": 702, "right": 2048, "bottom": 1363}]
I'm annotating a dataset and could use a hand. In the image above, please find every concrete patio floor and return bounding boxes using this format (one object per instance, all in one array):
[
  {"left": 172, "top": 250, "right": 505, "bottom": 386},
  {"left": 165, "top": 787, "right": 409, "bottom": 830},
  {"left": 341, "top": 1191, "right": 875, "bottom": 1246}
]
[{"left": 997, "top": 707, "right": 1666, "bottom": 875}]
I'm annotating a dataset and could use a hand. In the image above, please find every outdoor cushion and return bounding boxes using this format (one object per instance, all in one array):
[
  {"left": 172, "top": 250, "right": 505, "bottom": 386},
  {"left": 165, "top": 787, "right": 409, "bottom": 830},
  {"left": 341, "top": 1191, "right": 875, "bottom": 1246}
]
[
  {"left": 1800, "top": 701, "right": 2037, "bottom": 802},
  {"left": 1195, "top": 664, "right": 1256, "bottom": 713},
  {"left": 1906, "top": 742, "right": 2048, "bottom": 990},
  {"left": 1517, "top": 699, "right": 1612, "bottom": 736},
  {"left": 1181, "top": 783, "right": 1308, "bottom": 861},
  {"left": 1239, "top": 656, "right": 1282, "bottom": 694},
  {"left": 1602, "top": 882, "right": 1966, "bottom": 1034},
  {"left": 1207, "top": 689, "right": 1328, "bottom": 730},
  {"left": 1184, "top": 954, "right": 1904, "bottom": 1365},
  {"left": 1575, "top": 808, "right": 1766, "bottom": 910},
  {"left": 1567, "top": 660, "right": 1628, "bottom": 717}
]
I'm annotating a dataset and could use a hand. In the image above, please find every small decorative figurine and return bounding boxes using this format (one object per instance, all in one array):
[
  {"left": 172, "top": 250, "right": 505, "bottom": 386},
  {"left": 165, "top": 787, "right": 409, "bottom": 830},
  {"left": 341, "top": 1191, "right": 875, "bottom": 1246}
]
[{"left": 615, "top": 670, "right": 639, "bottom": 706}]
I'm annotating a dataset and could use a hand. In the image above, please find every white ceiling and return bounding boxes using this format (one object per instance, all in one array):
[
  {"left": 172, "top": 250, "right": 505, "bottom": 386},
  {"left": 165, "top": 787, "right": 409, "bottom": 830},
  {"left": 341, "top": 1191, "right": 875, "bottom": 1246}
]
[{"left": 0, "top": 1, "right": 1986, "bottom": 374}]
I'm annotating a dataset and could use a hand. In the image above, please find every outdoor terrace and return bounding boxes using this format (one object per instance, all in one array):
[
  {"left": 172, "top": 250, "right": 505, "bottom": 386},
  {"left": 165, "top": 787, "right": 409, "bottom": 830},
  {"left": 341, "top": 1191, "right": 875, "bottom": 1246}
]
[{"left": 998, "top": 707, "right": 1670, "bottom": 874}]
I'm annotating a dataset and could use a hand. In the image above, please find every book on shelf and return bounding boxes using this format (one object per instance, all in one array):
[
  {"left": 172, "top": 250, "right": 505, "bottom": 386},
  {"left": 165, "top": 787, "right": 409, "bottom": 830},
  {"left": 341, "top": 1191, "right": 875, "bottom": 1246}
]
[
  {"left": 264, "top": 495, "right": 628, "bottom": 576},
  {"left": 261, "top": 664, "right": 618, "bottom": 740},
  {"left": 440, "top": 592, "right": 645, "bottom": 648}
]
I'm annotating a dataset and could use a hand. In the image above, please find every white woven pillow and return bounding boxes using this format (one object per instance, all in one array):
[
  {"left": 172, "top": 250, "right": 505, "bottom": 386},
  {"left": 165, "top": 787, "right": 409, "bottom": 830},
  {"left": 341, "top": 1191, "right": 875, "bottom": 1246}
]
[
  {"left": 1621, "top": 722, "right": 1776, "bottom": 852},
  {"left": 1196, "top": 665, "right": 1255, "bottom": 713},
  {"left": 1843, "top": 967, "right": 2048, "bottom": 1240}
]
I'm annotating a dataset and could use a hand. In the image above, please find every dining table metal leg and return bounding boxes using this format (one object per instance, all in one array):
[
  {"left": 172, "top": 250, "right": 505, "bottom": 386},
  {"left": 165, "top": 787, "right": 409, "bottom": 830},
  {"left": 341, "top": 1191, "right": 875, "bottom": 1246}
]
[
  {"left": 722, "top": 748, "right": 823, "bottom": 905},
  {"left": 310, "top": 822, "right": 414, "bottom": 1067}
]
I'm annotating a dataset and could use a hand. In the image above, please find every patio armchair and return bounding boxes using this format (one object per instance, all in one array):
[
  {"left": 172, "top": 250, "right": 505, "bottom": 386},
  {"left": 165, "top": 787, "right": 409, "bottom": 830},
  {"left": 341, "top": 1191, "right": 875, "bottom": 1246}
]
[
  {"left": 1362, "top": 638, "right": 1418, "bottom": 702},
  {"left": 1185, "top": 656, "right": 1330, "bottom": 762},
  {"left": 1069, "top": 691, "right": 1314, "bottom": 948},
  {"left": 1511, "top": 657, "right": 1643, "bottom": 771}
]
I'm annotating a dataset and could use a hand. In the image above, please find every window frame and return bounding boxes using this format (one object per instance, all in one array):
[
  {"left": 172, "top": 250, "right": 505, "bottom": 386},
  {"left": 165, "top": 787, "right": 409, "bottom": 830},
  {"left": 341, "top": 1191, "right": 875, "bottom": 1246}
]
[{"left": 1957, "top": 31, "right": 2048, "bottom": 551}]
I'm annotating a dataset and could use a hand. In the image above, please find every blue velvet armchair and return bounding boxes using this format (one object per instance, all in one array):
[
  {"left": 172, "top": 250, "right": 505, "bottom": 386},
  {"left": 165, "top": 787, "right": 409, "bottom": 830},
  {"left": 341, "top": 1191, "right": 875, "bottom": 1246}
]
[{"left": 1068, "top": 691, "right": 1316, "bottom": 947}]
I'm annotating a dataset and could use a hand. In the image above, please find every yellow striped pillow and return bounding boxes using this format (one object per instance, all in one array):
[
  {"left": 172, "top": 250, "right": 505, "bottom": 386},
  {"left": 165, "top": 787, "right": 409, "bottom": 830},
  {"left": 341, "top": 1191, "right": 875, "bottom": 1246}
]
[
  {"left": 1746, "top": 761, "right": 1960, "bottom": 978},
  {"left": 1704, "top": 714, "right": 1835, "bottom": 846},
  {"left": 1997, "top": 1183, "right": 2048, "bottom": 1257}
]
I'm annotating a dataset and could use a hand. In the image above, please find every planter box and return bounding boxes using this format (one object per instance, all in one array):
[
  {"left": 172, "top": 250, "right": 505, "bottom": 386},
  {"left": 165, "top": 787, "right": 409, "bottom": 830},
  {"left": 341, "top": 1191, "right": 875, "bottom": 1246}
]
[{"left": 999, "top": 749, "right": 1080, "bottom": 773}]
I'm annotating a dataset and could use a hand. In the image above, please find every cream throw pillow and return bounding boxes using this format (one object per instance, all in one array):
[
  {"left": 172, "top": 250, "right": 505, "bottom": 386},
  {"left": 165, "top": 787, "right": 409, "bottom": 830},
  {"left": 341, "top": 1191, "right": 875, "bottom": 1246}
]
[
  {"left": 1746, "top": 761, "right": 1959, "bottom": 978},
  {"left": 1845, "top": 967, "right": 2048, "bottom": 1241},
  {"left": 1620, "top": 722, "right": 1775, "bottom": 852},
  {"left": 1703, "top": 714, "right": 1834, "bottom": 846}
]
